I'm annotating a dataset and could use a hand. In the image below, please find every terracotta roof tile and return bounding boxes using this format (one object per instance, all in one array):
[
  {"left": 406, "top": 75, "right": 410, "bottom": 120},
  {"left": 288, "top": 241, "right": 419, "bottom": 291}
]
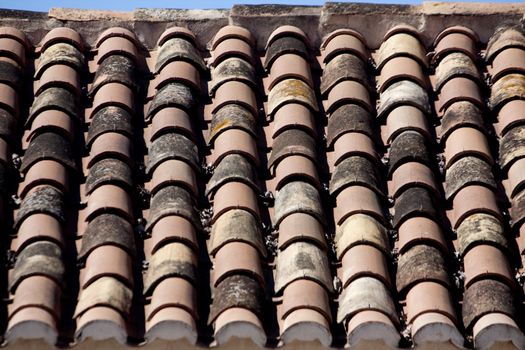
[{"left": 3, "top": 5, "right": 525, "bottom": 348}]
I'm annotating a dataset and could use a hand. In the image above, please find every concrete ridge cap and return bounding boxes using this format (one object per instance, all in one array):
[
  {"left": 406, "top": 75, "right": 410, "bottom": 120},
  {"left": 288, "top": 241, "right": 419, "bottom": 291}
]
[
  {"left": 422, "top": 1, "right": 525, "bottom": 15},
  {"left": 0, "top": 2, "right": 522, "bottom": 23}
]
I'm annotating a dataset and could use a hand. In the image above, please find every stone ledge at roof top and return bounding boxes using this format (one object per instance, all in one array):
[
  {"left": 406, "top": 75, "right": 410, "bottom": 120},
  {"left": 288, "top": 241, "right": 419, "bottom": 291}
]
[{"left": 0, "top": 2, "right": 523, "bottom": 50}]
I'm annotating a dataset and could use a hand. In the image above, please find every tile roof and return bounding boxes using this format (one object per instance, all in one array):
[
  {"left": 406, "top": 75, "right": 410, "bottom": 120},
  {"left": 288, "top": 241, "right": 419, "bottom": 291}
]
[{"left": 1, "top": 2, "right": 525, "bottom": 350}]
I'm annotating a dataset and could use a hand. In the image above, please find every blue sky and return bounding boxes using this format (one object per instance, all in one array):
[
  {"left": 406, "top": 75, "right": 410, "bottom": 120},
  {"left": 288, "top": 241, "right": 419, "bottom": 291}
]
[{"left": 0, "top": 0, "right": 518, "bottom": 11}]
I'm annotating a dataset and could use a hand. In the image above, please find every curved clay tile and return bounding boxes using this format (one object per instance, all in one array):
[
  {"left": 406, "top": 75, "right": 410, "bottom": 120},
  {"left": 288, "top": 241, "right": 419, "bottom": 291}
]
[
  {"left": 510, "top": 189, "right": 525, "bottom": 228},
  {"left": 143, "top": 242, "right": 198, "bottom": 295},
  {"left": 213, "top": 307, "right": 266, "bottom": 347},
  {"left": 210, "top": 128, "right": 259, "bottom": 166},
  {"left": 450, "top": 185, "right": 501, "bottom": 229},
  {"left": 155, "top": 37, "right": 205, "bottom": 73},
  {"left": 433, "top": 28, "right": 477, "bottom": 64},
  {"left": 490, "top": 73, "right": 525, "bottom": 111},
  {"left": 280, "top": 288, "right": 332, "bottom": 346},
  {"left": 321, "top": 53, "right": 369, "bottom": 96},
  {"left": 445, "top": 156, "right": 496, "bottom": 201},
  {"left": 274, "top": 241, "right": 333, "bottom": 293},
  {"left": 266, "top": 25, "right": 308, "bottom": 49},
  {"left": 9, "top": 275, "right": 62, "bottom": 327},
  {"left": 26, "top": 110, "right": 74, "bottom": 145},
  {"left": 267, "top": 78, "right": 318, "bottom": 116},
  {"left": 148, "top": 216, "right": 198, "bottom": 256},
  {"left": 209, "top": 274, "right": 264, "bottom": 325},
  {"left": 265, "top": 36, "right": 309, "bottom": 71},
  {"left": 85, "top": 184, "right": 133, "bottom": 222},
  {"left": 330, "top": 155, "right": 381, "bottom": 197},
  {"left": 471, "top": 313, "right": 525, "bottom": 350},
  {"left": 149, "top": 159, "right": 197, "bottom": 197},
  {"left": 337, "top": 277, "right": 398, "bottom": 327},
  {"left": 95, "top": 27, "right": 137, "bottom": 47},
  {"left": 376, "top": 32, "right": 428, "bottom": 70},
  {"left": 272, "top": 103, "right": 316, "bottom": 139},
  {"left": 150, "top": 107, "right": 194, "bottom": 142},
  {"left": 81, "top": 245, "right": 133, "bottom": 288},
  {"left": 486, "top": 26, "right": 525, "bottom": 63},
  {"left": 147, "top": 132, "right": 199, "bottom": 174},
  {"left": 147, "top": 82, "right": 194, "bottom": 120},
  {"left": 268, "top": 53, "right": 313, "bottom": 90},
  {"left": 78, "top": 213, "right": 134, "bottom": 261},
  {"left": 20, "top": 160, "right": 69, "bottom": 198},
  {"left": 444, "top": 127, "right": 493, "bottom": 168},
  {"left": 463, "top": 244, "right": 514, "bottom": 289},
  {"left": 437, "top": 76, "right": 483, "bottom": 112},
  {"left": 36, "top": 64, "right": 80, "bottom": 96},
  {"left": 405, "top": 281, "right": 457, "bottom": 324},
  {"left": 334, "top": 185, "right": 385, "bottom": 225},
  {"left": 397, "top": 217, "right": 448, "bottom": 254},
  {"left": 212, "top": 242, "right": 264, "bottom": 287},
  {"left": 28, "top": 86, "right": 79, "bottom": 125},
  {"left": 15, "top": 186, "right": 65, "bottom": 229},
  {"left": 14, "top": 213, "right": 64, "bottom": 254},
  {"left": 387, "top": 130, "right": 430, "bottom": 177},
  {"left": 439, "top": 101, "right": 484, "bottom": 143},
  {"left": 335, "top": 214, "right": 389, "bottom": 261},
  {"left": 281, "top": 279, "right": 331, "bottom": 322},
  {"left": 9, "top": 241, "right": 64, "bottom": 293},
  {"left": 96, "top": 36, "right": 139, "bottom": 64},
  {"left": 6, "top": 307, "right": 58, "bottom": 345},
  {"left": 212, "top": 80, "right": 257, "bottom": 116},
  {"left": 0, "top": 58, "right": 22, "bottom": 88},
  {"left": 326, "top": 79, "right": 371, "bottom": 114},
  {"left": 209, "top": 209, "right": 266, "bottom": 257},
  {"left": 155, "top": 60, "right": 201, "bottom": 92},
  {"left": 378, "top": 80, "right": 430, "bottom": 119},
  {"left": 212, "top": 182, "right": 260, "bottom": 223},
  {"left": 86, "top": 106, "right": 133, "bottom": 147},
  {"left": 274, "top": 181, "right": 325, "bottom": 227},
  {"left": 146, "top": 277, "right": 197, "bottom": 323},
  {"left": 158, "top": 26, "right": 197, "bottom": 47},
  {"left": 499, "top": 124, "right": 525, "bottom": 171},
  {"left": 377, "top": 56, "right": 427, "bottom": 93},
  {"left": 388, "top": 161, "right": 438, "bottom": 199},
  {"left": 206, "top": 154, "right": 258, "bottom": 198},
  {"left": 321, "top": 29, "right": 368, "bottom": 63},
  {"left": 0, "top": 26, "right": 28, "bottom": 47},
  {"left": 210, "top": 57, "right": 256, "bottom": 95},
  {"left": 384, "top": 105, "right": 430, "bottom": 145},
  {"left": 340, "top": 244, "right": 391, "bottom": 288},
  {"left": 146, "top": 185, "right": 199, "bottom": 231},
  {"left": 392, "top": 187, "right": 438, "bottom": 228},
  {"left": 278, "top": 212, "right": 326, "bottom": 251},
  {"left": 0, "top": 108, "right": 16, "bottom": 141},
  {"left": 75, "top": 306, "right": 127, "bottom": 343},
  {"left": 208, "top": 104, "right": 256, "bottom": 143},
  {"left": 39, "top": 27, "right": 83, "bottom": 51},
  {"left": 507, "top": 157, "right": 525, "bottom": 198},
  {"left": 326, "top": 104, "right": 374, "bottom": 147},
  {"left": 87, "top": 132, "right": 132, "bottom": 168},
  {"left": 462, "top": 279, "right": 517, "bottom": 331},
  {"left": 268, "top": 129, "right": 316, "bottom": 172},
  {"left": 90, "top": 55, "right": 137, "bottom": 94},
  {"left": 435, "top": 52, "right": 481, "bottom": 92},
  {"left": 35, "top": 43, "right": 84, "bottom": 78},
  {"left": 396, "top": 244, "right": 450, "bottom": 295},
  {"left": 209, "top": 37, "right": 254, "bottom": 67},
  {"left": 490, "top": 47, "right": 525, "bottom": 82},
  {"left": 212, "top": 25, "right": 254, "bottom": 49},
  {"left": 0, "top": 37, "right": 26, "bottom": 66}
]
